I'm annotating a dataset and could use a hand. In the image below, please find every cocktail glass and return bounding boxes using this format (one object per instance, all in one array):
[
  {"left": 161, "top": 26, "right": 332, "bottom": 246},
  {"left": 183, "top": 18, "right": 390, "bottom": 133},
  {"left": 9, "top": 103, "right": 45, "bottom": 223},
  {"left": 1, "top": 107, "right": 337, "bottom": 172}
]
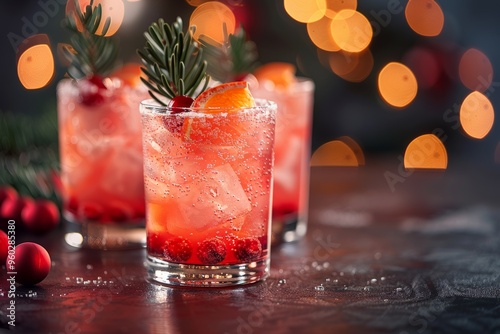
[
  {"left": 251, "top": 78, "right": 315, "bottom": 244},
  {"left": 141, "top": 99, "right": 276, "bottom": 286},
  {"left": 57, "top": 78, "right": 148, "bottom": 249}
]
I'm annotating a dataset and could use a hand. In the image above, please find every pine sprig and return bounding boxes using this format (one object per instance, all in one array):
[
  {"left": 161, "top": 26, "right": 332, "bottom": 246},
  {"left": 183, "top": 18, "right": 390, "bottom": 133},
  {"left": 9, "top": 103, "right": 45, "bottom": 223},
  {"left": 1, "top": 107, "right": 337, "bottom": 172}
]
[
  {"left": 0, "top": 110, "right": 58, "bottom": 155},
  {"left": 1, "top": 157, "right": 59, "bottom": 201},
  {"left": 137, "top": 17, "right": 210, "bottom": 106},
  {"left": 61, "top": 0, "right": 118, "bottom": 79},
  {"left": 0, "top": 110, "right": 60, "bottom": 201},
  {"left": 200, "top": 24, "right": 259, "bottom": 83}
]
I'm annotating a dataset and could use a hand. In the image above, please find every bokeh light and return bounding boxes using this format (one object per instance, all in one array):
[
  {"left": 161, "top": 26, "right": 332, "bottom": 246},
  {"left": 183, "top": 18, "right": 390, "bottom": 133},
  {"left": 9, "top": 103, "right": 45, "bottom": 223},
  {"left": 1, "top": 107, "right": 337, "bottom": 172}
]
[
  {"left": 459, "top": 91, "right": 494, "bottom": 139},
  {"left": 17, "top": 34, "right": 55, "bottom": 90},
  {"left": 284, "top": 0, "right": 326, "bottom": 23},
  {"left": 330, "top": 10, "right": 372, "bottom": 53},
  {"left": 66, "top": 0, "right": 125, "bottom": 37},
  {"left": 405, "top": 0, "right": 444, "bottom": 37},
  {"left": 404, "top": 134, "right": 447, "bottom": 170},
  {"left": 459, "top": 48, "right": 493, "bottom": 92},
  {"left": 378, "top": 62, "right": 418, "bottom": 108},
  {"left": 307, "top": 16, "right": 340, "bottom": 51},
  {"left": 330, "top": 48, "right": 373, "bottom": 82},
  {"left": 403, "top": 46, "right": 441, "bottom": 90},
  {"left": 324, "top": 0, "right": 357, "bottom": 19},
  {"left": 329, "top": 50, "right": 359, "bottom": 76},
  {"left": 189, "top": 1, "right": 236, "bottom": 44},
  {"left": 122, "top": 0, "right": 145, "bottom": 28},
  {"left": 311, "top": 138, "right": 363, "bottom": 167},
  {"left": 338, "top": 136, "right": 365, "bottom": 165}
]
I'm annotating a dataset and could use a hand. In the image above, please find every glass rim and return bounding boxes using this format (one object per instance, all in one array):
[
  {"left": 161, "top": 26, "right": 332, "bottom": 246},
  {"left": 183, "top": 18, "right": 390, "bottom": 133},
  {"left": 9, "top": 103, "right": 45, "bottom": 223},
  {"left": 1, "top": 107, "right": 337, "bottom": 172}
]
[
  {"left": 295, "top": 76, "right": 315, "bottom": 89},
  {"left": 140, "top": 98, "right": 277, "bottom": 116},
  {"left": 251, "top": 77, "right": 314, "bottom": 94}
]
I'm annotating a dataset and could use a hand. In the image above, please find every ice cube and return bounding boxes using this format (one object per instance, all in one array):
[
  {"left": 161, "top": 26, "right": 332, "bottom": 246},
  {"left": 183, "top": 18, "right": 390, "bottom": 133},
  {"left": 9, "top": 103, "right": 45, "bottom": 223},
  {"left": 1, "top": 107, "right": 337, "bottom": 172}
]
[
  {"left": 100, "top": 147, "right": 144, "bottom": 199},
  {"left": 169, "top": 163, "right": 251, "bottom": 232},
  {"left": 274, "top": 135, "right": 301, "bottom": 193}
]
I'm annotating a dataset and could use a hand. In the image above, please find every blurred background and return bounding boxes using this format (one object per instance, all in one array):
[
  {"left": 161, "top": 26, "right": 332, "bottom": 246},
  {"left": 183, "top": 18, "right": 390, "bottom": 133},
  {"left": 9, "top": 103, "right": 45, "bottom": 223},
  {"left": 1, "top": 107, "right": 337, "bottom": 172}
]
[{"left": 0, "top": 0, "right": 499, "bottom": 170}]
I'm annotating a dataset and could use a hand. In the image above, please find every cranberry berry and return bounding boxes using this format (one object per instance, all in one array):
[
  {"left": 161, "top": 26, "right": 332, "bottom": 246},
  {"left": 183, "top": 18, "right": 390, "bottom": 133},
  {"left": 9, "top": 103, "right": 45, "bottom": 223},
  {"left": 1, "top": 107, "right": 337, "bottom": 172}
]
[
  {"left": 79, "top": 75, "right": 108, "bottom": 106},
  {"left": 164, "top": 237, "right": 192, "bottom": 263},
  {"left": 0, "top": 186, "right": 17, "bottom": 205},
  {"left": 11, "top": 242, "right": 51, "bottom": 285},
  {"left": 21, "top": 199, "right": 60, "bottom": 235},
  {"left": 0, "top": 230, "right": 8, "bottom": 264},
  {"left": 169, "top": 95, "right": 193, "bottom": 114},
  {"left": 197, "top": 238, "right": 226, "bottom": 265},
  {"left": 234, "top": 237, "right": 262, "bottom": 262},
  {"left": 147, "top": 233, "right": 166, "bottom": 257}
]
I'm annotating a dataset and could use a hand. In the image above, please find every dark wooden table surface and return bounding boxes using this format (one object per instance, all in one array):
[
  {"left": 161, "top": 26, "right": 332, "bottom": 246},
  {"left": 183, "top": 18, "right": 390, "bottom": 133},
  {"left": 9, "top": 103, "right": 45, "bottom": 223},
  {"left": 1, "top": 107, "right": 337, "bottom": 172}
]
[{"left": 1, "top": 164, "right": 500, "bottom": 334}]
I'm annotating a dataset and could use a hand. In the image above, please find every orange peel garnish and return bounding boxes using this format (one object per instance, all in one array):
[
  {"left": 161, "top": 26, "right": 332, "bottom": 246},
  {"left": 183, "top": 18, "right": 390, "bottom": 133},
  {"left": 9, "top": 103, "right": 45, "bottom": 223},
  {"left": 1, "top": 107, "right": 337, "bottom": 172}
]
[{"left": 191, "top": 81, "right": 256, "bottom": 111}]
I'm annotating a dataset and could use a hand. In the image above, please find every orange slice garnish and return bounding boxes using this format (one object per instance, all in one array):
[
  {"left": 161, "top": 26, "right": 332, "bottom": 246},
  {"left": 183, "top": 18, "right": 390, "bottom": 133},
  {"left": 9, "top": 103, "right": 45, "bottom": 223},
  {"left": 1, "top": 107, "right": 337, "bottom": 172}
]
[
  {"left": 191, "top": 81, "right": 256, "bottom": 110},
  {"left": 183, "top": 81, "right": 256, "bottom": 143},
  {"left": 111, "top": 63, "right": 144, "bottom": 87},
  {"left": 253, "top": 62, "right": 296, "bottom": 89}
]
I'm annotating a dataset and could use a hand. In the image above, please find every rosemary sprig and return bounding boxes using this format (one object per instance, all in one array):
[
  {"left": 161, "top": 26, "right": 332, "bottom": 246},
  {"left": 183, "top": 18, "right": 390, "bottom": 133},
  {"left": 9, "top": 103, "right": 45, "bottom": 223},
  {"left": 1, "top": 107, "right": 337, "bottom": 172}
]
[
  {"left": 200, "top": 24, "right": 259, "bottom": 83},
  {"left": 137, "top": 17, "right": 210, "bottom": 106},
  {"left": 61, "top": 0, "right": 119, "bottom": 79}
]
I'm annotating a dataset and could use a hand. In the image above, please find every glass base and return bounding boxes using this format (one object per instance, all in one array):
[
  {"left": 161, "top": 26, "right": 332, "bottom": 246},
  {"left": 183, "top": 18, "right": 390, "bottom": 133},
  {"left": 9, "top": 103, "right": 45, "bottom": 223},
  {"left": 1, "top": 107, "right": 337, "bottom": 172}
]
[
  {"left": 271, "top": 214, "right": 307, "bottom": 245},
  {"left": 147, "top": 256, "right": 269, "bottom": 287},
  {"left": 63, "top": 212, "right": 146, "bottom": 250}
]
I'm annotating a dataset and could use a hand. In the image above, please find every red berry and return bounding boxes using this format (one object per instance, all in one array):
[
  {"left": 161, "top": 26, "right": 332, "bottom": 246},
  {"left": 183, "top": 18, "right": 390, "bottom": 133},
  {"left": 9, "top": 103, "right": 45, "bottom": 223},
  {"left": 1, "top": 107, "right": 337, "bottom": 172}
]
[
  {"left": 164, "top": 237, "right": 192, "bottom": 263},
  {"left": 234, "top": 237, "right": 262, "bottom": 262},
  {"left": 147, "top": 233, "right": 166, "bottom": 257},
  {"left": 66, "top": 196, "right": 79, "bottom": 214},
  {"left": 0, "top": 186, "right": 17, "bottom": 205},
  {"left": 79, "top": 75, "right": 108, "bottom": 106},
  {"left": 1, "top": 196, "right": 32, "bottom": 222},
  {"left": 10, "top": 242, "right": 51, "bottom": 285},
  {"left": 21, "top": 199, "right": 60, "bottom": 235},
  {"left": 169, "top": 95, "right": 194, "bottom": 113},
  {"left": 108, "top": 203, "right": 132, "bottom": 222},
  {"left": 272, "top": 204, "right": 297, "bottom": 219},
  {"left": 88, "top": 75, "right": 107, "bottom": 89},
  {"left": 163, "top": 96, "right": 194, "bottom": 133},
  {"left": 0, "top": 230, "right": 8, "bottom": 264},
  {"left": 197, "top": 238, "right": 226, "bottom": 265},
  {"left": 79, "top": 202, "right": 103, "bottom": 221}
]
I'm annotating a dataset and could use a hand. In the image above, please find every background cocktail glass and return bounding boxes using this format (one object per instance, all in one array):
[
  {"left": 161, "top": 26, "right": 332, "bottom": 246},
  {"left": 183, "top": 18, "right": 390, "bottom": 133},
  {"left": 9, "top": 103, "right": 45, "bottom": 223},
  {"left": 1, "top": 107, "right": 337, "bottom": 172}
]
[
  {"left": 57, "top": 78, "right": 148, "bottom": 249},
  {"left": 251, "top": 78, "right": 315, "bottom": 244},
  {"left": 141, "top": 99, "right": 276, "bottom": 286}
]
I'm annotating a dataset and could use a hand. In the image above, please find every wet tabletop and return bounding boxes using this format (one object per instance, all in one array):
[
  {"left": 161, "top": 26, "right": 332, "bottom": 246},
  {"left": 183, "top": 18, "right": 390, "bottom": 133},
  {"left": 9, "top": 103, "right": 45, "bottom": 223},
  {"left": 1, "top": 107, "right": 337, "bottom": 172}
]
[{"left": 1, "top": 164, "right": 500, "bottom": 334}]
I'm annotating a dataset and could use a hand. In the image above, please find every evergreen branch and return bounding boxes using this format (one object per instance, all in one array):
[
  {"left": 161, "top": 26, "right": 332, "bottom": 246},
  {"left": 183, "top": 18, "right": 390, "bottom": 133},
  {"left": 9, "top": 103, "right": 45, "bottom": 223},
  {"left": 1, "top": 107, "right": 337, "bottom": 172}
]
[
  {"left": 200, "top": 24, "right": 259, "bottom": 82},
  {"left": 137, "top": 17, "right": 210, "bottom": 104},
  {"left": 62, "top": 0, "right": 118, "bottom": 79}
]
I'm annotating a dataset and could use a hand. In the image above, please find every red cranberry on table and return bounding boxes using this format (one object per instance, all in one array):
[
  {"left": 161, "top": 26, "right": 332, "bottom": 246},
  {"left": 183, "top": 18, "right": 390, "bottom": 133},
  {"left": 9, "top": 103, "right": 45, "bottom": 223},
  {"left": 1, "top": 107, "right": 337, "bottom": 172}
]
[
  {"left": 10, "top": 242, "right": 51, "bottom": 286},
  {"left": 1, "top": 196, "right": 33, "bottom": 223},
  {"left": 0, "top": 230, "right": 8, "bottom": 264},
  {"left": 21, "top": 199, "right": 60, "bottom": 234},
  {"left": 0, "top": 186, "right": 17, "bottom": 205}
]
